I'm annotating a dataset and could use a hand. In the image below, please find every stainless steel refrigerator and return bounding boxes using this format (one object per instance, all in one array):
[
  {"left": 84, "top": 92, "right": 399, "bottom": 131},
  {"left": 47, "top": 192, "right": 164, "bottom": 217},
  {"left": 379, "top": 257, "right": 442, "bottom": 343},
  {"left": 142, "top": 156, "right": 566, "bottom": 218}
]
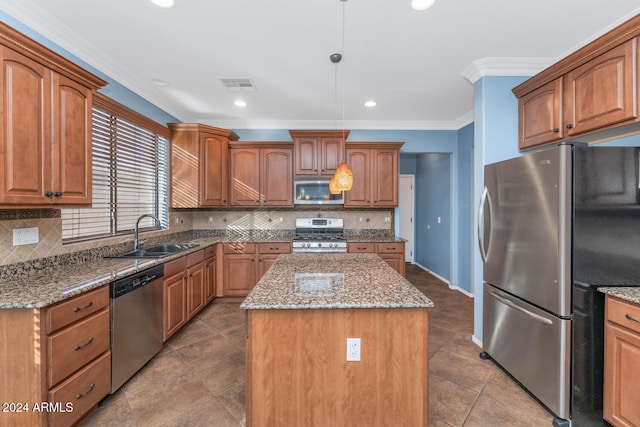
[{"left": 479, "top": 143, "right": 640, "bottom": 427}]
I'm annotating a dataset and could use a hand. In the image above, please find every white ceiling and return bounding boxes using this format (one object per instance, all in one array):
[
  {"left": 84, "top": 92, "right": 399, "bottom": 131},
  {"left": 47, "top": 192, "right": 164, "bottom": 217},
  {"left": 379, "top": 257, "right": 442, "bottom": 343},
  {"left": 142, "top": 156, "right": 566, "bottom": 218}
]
[{"left": 1, "top": 0, "right": 639, "bottom": 130}]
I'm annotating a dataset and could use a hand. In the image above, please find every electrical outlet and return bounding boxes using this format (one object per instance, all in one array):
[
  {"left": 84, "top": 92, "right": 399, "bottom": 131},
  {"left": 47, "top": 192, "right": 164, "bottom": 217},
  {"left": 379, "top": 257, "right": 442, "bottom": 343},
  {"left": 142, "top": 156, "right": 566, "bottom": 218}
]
[
  {"left": 13, "top": 227, "right": 39, "bottom": 246},
  {"left": 346, "top": 338, "right": 361, "bottom": 362},
  {"left": 384, "top": 216, "right": 391, "bottom": 222}
]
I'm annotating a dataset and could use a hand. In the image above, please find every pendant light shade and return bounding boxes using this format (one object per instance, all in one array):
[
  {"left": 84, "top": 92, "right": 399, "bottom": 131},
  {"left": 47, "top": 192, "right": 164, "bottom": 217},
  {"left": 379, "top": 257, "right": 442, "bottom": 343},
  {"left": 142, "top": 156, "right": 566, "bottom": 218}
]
[{"left": 331, "top": 162, "right": 353, "bottom": 192}]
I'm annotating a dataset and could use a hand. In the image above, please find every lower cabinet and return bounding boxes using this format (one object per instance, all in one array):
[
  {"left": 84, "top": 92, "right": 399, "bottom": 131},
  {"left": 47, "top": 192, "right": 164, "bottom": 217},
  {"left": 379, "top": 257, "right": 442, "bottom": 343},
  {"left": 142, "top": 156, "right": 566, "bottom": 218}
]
[
  {"left": 604, "top": 295, "right": 640, "bottom": 427},
  {"left": 222, "top": 242, "right": 291, "bottom": 297},
  {"left": 347, "top": 241, "right": 406, "bottom": 277},
  {"left": 0, "top": 285, "right": 111, "bottom": 426},
  {"left": 163, "top": 249, "right": 205, "bottom": 342},
  {"left": 204, "top": 245, "right": 217, "bottom": 303}
]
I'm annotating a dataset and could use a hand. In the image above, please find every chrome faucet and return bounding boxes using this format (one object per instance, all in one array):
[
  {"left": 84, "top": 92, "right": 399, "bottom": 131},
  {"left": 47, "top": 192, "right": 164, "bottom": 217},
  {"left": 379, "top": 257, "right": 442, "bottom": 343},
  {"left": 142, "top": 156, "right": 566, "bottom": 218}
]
[{"left": 134, "top": 214, "right": 160, "bottom": 251}]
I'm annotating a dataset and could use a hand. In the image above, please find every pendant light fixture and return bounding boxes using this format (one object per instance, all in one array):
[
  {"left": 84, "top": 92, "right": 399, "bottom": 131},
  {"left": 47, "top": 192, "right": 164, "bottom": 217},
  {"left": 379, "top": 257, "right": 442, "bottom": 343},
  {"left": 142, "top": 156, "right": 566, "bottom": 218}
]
[{"left": 329, "top": 0, "right": 353, "bottom": 194}]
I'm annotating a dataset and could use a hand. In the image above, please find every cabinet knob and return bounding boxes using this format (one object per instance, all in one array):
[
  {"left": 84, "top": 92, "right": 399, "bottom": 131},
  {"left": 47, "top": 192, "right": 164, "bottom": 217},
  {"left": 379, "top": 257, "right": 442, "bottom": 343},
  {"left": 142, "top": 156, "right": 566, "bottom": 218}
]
[
  {"left": 53, "top": 192, "right": 63, "bottom": 197},
  {"left": 552, "top": 128, "right": 560, "bottom": 133},
  {"left": 565, "top": 124, "right": 574, "bottom": 129},
  {"left": 44, "top": 191, "right": 53, "bottom": 197}
]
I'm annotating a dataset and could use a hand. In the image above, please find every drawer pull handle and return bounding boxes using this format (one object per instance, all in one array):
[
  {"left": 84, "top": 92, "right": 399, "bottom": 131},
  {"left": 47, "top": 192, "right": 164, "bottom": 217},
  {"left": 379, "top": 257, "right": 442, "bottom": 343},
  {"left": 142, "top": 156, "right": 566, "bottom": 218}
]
[
  {"left": 73, "top": 301, "right": 93, "bottom": 312},
  {"left": 76, "top": 383, "right": 95, "bottom": 400},
  {"left": 625, "top": 313, "right": 640, "bottom": 324},
  {"left": 74, "top": 337, "right": 94, "bottom": 351}
]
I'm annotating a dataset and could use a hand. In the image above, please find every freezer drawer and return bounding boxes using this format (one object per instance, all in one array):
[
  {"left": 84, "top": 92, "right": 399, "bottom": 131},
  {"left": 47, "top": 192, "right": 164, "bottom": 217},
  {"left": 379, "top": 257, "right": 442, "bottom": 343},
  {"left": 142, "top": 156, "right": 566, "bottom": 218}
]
[{"left": 483, "top": 284, "right": 571, "bottom": 420}]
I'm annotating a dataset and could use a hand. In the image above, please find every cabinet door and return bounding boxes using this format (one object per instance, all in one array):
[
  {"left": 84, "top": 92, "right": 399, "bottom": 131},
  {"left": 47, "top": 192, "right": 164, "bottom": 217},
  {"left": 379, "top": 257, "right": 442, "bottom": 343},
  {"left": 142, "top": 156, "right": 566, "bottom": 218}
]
[
  {"left": 371, "top": 149, "right": 398, "bottom": 207},
  {"left": 229, "top": 148, "right": 261, "bottom": 206},
  {"left": 604, "top": 322, "right": 640, "bottom": 427},
  {"left": 0, "top": 47, "right": 51, "bottom": 205},
  {"left": 163, "top": 271, "right": 187, "bottom": 342},
  {"left": 565, "top": 39, "right": 637, "bottom": 136},
  {"left": 294, "top": 137, "right": 318, "bottom": 175},
  {"left": 378, "top": 253, "right": 405, "bottom": 276},
  {"left": 223, "top": 254, "right": 257, "bottom": 296},
  {"left": 205, "top": 256, "right": 216, "bottom": 304},
  {"left": 52, "top": 73, "right": 92, "bottom": 205},
  {"left": 319, "top": 137, "right": 344, "bottom": 176},
  {"left": 261, "top": 148, "right": 293, "bottom": 206},
  {"left": 200, "top": 133, "right": 228, "bottom": 206},
  {"left": 344, "top": 149, "right": 370, "bottom": 206},
  {"left": 186, "top": 261, "right": 205, "bottom": 319},
  {"left": 258, "top": 254, "right": 279, "bottom": 279},
  {"left": 518, "top": 77, "right": 563, "bottom": 150}
]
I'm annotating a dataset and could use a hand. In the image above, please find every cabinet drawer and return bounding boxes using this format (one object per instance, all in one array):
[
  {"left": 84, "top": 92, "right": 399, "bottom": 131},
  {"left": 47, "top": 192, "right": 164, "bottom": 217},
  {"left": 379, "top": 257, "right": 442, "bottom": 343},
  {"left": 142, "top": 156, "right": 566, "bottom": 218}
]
[
  {"left": 376, "top": 242, "right": 404, "bottom": 254},
  {"left": 48, "top": 308, "right": 110, "bottom": 387},
  {"left": 607, "top": 296, "right": 640, "bottom": 334},
  {"left": 205, "top": 244, "right": 217, "bottom": 259},
  {"left": 46, "top": 286, "right": 109, "bottom": 334},
  {"left": 165, "top": 255, "right": 187, "bottom": 277},
  {"left": 47, "top": 351, "right": 111, "bottom": 427},
  {"left": 347, "top": 243, "right": 375, "bottom": 253},
  {"left": 258, "top": 242, "right": 292, "bottom": 254},
  {"left": 223, "top": 243, "right": 256, "bottom": 254},
  {"left": 187, "top": 249, "right": 204, "bottom": 266}
]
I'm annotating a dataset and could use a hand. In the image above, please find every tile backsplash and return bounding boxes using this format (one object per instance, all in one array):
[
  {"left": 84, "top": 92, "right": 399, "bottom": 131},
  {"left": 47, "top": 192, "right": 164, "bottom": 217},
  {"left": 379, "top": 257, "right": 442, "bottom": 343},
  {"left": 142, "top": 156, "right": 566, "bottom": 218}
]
[{"left": 0, "top": 209, "right": 393, "bottom": 266}]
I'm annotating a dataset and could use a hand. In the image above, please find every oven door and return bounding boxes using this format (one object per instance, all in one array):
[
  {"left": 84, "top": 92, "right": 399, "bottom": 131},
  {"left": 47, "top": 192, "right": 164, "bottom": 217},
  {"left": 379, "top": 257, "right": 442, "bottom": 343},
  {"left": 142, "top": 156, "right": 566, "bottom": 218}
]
[{"left": 294, "top": 180, "right": 344, "bottom": 204}]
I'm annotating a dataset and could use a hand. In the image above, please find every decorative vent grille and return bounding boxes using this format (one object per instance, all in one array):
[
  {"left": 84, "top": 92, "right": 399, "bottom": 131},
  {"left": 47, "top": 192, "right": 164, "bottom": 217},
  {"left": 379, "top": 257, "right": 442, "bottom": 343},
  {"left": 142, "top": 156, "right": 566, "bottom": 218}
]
[{"left": 220, "top": 77, "right": 256, "bottom": 92}]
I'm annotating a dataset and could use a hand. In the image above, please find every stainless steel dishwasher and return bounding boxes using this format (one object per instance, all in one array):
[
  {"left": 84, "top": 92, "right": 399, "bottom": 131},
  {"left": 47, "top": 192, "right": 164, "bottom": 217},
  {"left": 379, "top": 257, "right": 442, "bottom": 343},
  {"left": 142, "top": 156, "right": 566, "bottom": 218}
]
[{"left": 110, "top": 264, "right": 164, "bottom": 393}]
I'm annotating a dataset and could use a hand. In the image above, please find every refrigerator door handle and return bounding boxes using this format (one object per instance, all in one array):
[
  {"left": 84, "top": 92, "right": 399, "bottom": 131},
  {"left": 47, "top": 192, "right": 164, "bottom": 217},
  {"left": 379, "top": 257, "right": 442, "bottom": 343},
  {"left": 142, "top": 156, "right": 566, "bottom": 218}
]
[
  {"left": 478, "top": 186, "right": 491, "bottom": 263},
  {"left": 488, "top": 288, "right": 553, "bottom": 325}
]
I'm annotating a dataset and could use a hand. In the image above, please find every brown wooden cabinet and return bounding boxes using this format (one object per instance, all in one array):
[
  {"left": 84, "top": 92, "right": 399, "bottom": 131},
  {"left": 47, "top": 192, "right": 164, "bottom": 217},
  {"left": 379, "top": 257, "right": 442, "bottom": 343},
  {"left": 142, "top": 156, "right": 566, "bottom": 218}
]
[
  {"left": 290, "top": 130, "right": 348, "bottom": 176},
  {"left": 0, "top": 286, "right": 111, "bottom": 426},
  {"left": 168, "top": 123, "right": 239, "bottom": 208},
  {"left": 604, "top": 295, "right": 640, "bottom": 427},
  {"left": 229, "top": 142, "right": 293, "bottom": 207},
  {"left": 0, "top": 23, "right": 105, "bottom": 206},
  {"left": 344, "top": 142, "right": 402, "bottom": 208},
  {"left": 204, "top": 245, "right": 217, "bottom": 304},
  {"left": 347, "top": 241, "right": 406, "bottom": 276},
  {"left": 513, "top": 16, "right": 640, "bottom": 150},
  {"left": 518, "top": 78, "right": 563, "bottom": 150},
  {"left": 222, "top": 242, "right": 291, "bottom": 297},
  {"left": 163, "top": 249, "right": 206, "bottom": 341}
]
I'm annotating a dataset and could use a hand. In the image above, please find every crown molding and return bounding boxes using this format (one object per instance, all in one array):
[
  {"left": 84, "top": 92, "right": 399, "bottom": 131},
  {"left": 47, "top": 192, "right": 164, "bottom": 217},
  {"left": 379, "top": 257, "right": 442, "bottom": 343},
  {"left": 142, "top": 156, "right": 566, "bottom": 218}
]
[{"left": 460, "top": 57, "right": 556, "bottom": 84}]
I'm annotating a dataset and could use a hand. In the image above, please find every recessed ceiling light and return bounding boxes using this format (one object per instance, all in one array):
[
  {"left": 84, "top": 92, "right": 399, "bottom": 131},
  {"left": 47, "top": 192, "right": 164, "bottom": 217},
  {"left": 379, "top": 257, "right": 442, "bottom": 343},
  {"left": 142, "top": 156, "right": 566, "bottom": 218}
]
[
  {"left": 411, "top": 0, "right": 435, "bottom": 11},
  {"left": 364, "top": 100, "right": 377, "bottom": 108},
  {"left": 151, "top": 79, "right": 168, "bottom": 86},
  {"left": 234, "top": 99, "right": 247, "bottom": 107},
  {"left": 150, "top": 0, "right": 175, "bottom": 8}
]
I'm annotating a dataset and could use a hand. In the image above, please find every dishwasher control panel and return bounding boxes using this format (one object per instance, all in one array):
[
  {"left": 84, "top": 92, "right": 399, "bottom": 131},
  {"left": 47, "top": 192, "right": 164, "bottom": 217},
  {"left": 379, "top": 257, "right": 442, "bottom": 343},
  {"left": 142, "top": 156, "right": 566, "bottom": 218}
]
[{"left": 110, "top": 264, "right": 164, "bottom": 298}]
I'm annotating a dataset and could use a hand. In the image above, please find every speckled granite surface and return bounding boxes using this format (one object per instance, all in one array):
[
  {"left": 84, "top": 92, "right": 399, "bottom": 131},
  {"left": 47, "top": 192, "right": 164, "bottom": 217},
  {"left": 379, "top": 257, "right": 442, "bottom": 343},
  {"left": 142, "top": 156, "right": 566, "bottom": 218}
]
[
  {"left": 0, "top": 231, "right": 404, "bottom": 309},
  {"left": 240, "top": 253, "right": 433, "bottom": 310},
  {"left": 598, "top": 287, "right": 640, "bottom": 305}
]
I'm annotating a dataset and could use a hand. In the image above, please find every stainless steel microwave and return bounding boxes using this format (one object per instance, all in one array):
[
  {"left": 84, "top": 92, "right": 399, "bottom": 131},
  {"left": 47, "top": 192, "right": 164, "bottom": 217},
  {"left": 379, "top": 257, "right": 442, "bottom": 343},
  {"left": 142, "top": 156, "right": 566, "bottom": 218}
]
[{"left": 293, "top": 179, "right": 344, "bottom": 205}]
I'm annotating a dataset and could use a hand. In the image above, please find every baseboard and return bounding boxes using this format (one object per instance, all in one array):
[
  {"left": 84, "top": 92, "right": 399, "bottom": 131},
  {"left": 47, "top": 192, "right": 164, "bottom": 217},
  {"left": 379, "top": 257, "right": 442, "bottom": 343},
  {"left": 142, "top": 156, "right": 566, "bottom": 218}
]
[
  {"left": 472, "top": 335, "right": 482, "bottom": 348},
  {"left": 414, "top": 263, "right": 473, "bottom": 298}
]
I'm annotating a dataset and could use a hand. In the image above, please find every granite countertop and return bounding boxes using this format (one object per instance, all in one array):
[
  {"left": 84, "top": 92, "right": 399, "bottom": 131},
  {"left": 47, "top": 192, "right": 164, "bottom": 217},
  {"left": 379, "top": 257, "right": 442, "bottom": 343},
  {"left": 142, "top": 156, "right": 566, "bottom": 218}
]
[
  {"left": 0, "top": 231, "right": 403, "bottom": 309},
  {"left": 598, "top": 287, "right": 640, "bottom": 305},
  {"left": 240, "top": 253, "right": 433, "bottom": 310}
]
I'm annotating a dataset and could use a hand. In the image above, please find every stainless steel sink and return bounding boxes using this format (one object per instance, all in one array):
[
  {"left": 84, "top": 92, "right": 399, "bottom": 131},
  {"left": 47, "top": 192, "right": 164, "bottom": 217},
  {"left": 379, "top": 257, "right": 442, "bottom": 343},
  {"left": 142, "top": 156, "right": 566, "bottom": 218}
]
[{"left": 106, "top": 243, "right": 199, "bottom": 259}]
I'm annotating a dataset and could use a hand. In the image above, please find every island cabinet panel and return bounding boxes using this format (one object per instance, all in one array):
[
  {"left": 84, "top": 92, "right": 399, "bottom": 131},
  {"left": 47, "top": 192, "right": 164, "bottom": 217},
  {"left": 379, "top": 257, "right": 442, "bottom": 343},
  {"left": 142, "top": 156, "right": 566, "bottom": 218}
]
[
  {"left": 246, "top": 307, "right": 429, "bottom": 426},
  {"left": 604, "top": 295, "right": 640, "bottom": 426}
]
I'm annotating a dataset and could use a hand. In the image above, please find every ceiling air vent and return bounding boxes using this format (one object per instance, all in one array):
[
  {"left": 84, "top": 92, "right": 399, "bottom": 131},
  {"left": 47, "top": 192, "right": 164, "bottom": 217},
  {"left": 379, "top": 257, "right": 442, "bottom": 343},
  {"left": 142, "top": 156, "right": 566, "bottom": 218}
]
[{"left": 220, "top": 77, "right": 256, "bottom": 92}]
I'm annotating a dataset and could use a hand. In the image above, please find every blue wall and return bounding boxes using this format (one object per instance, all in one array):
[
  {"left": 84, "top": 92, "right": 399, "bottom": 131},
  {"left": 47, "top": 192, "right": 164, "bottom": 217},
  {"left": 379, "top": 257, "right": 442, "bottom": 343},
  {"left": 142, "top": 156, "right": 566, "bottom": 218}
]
[
  {"left": 457, "top": 123, "right": 474, "bottom": 293},
  {"left": 415, "top": 154, "right": 451, "bottom": 279}
]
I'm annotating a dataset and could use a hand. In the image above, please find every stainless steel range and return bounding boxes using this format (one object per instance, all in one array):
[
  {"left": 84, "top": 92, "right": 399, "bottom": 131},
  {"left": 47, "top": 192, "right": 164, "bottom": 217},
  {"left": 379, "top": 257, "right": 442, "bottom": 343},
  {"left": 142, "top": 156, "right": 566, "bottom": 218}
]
[{"left": 292, "top": 218, "right": 347, "bottom": 253}]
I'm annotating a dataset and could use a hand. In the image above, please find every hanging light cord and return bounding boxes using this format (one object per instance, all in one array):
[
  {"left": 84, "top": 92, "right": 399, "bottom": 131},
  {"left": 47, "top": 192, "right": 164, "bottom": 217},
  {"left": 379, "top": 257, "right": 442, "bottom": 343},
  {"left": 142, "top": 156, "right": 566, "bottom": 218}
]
[{"left": 341, "top": 0, "right": 346, "bottom": 140}]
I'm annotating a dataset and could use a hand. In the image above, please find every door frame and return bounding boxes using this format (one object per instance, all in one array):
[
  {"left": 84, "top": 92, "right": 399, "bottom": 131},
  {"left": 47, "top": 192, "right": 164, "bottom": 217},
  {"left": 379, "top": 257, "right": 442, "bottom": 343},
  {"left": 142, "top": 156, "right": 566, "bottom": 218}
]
[{"left": 398, "top": 174, "right": 415, "bottom": 263}]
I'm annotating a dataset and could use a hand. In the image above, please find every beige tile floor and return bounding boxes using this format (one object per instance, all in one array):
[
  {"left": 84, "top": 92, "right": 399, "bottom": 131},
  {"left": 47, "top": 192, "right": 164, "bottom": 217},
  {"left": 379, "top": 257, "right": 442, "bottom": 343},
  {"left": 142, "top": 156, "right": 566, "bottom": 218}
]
[{"left": 79, "top": 264, "right": 553, "bottom": 426}]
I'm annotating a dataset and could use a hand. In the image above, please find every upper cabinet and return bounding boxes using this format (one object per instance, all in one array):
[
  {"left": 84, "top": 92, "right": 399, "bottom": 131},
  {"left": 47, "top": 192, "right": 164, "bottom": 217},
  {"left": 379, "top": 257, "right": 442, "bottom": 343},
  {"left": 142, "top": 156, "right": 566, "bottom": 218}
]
[
  {"left": 229, "top": 142, "right": 293, "bottom": 207},
  {"left": 168, "top": 123, "right": 239, "bottom": 208},
  {"left": 0, "top": 23, "right": 106, "bottom": 206},
  {"left": 290, "top": 130, "right": 348, "bottom": 176},
  {"left": 344, "top": 142, "right": 403, "bottom": 208},
  {"left": 513, "top": 15, "right": 640, "bottom": 151}
]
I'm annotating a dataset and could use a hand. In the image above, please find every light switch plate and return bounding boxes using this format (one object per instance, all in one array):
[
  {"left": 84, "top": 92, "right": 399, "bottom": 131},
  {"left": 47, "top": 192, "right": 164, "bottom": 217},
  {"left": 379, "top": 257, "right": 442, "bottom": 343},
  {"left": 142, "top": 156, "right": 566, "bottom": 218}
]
[{"left": 13, "top": 227, "right": 39, "bottom": 246}]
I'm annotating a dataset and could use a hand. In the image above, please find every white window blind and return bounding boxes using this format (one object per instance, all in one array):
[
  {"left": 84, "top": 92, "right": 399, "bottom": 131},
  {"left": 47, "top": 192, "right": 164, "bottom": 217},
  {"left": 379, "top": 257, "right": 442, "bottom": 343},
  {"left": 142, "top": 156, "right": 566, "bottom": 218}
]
[{"left": 62, "top": 96, "right": 169, "bottom": 242}]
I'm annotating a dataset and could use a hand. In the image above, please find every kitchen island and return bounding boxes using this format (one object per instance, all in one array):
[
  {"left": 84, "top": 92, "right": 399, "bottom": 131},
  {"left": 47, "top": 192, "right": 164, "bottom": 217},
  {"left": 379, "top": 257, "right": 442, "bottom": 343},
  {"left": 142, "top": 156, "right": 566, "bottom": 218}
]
[{"left": 241, "top": 253, "right": 433, "bottom": 427}]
